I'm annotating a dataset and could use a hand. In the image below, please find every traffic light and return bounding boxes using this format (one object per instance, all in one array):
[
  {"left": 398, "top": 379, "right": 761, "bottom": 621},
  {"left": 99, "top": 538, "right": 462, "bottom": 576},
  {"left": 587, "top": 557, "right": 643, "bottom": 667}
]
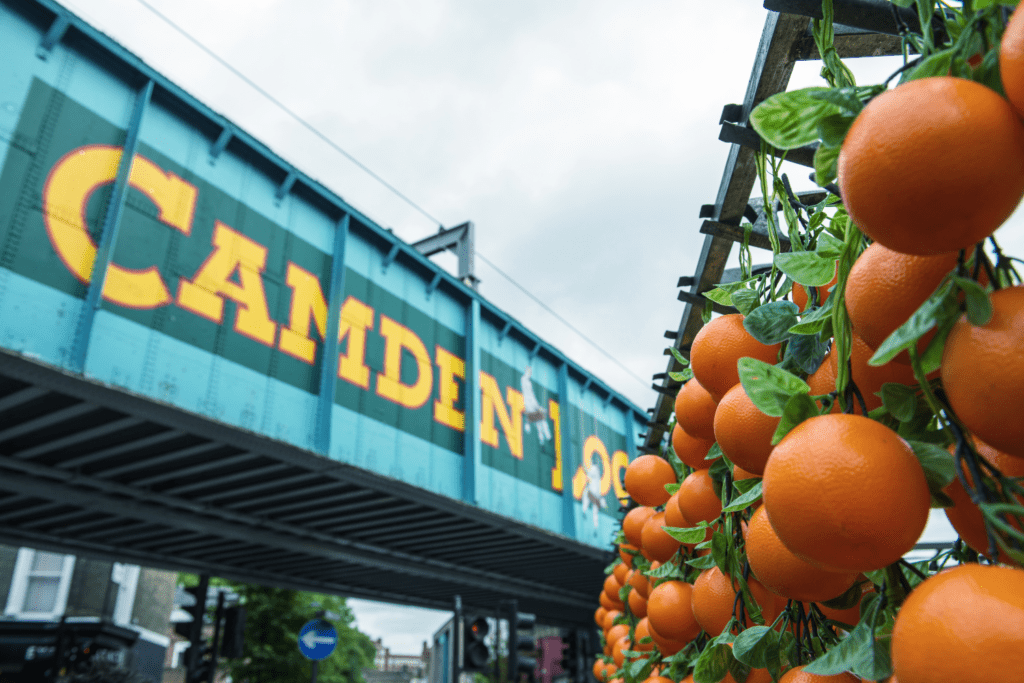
[
  {"left": 509, "top": 601, "right": 537, "bottom": 683},
  {"left": 462, "top": 614, "right": 491, "bottom": 672},
  {"left": 559, "top": 630, "right": 584, "bottom": 683},
  {"left": 173, "top": 577, "right": 209, "bottom": 642},
  {"left": 219, "top": 605, "right": 247, "bottom": 659},
  {"left": 184, "top": 643, "right": 213, "bottom": 683}
]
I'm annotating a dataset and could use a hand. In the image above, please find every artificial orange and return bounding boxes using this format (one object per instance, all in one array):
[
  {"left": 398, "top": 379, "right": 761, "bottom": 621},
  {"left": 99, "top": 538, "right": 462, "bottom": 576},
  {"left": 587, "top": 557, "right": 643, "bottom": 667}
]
[
  {"left": 619, "top": 544, "right": 638, "bottom": 568},
  {"left": 943, "top": 438, "right": 1024, "bottom": 560},
  {"left": 714, "top": 382, "right": 781, "bottom": 475},
  {"left": 891, "top": 563, "right": 1024, "bottom": 683},
  {"left": 611, "top": 636, "right": 630, "bottom": 668},
  {"left": 647, "top": 619, "right": 688, "bottom": 656},
  {"left": 627, "top": 568, "right": 651, "bottom": 599},
  {"left": 675, "top": 379, "right": 718, "bottom": 441},
  {"left": 762, "top": 414, "right": 930, "bottom": 572},
  {"left": 845, "top": 243, "right": 959, "bottom": 360},
  {"left": 691, "top": 566, "right": 776, "bottom": 636},
  {"left": 691, "top": 314, "right": 782, "bottom": 401},
  {"left": 676, "top": 469, "right": 722, "bottom": 525},
  {"left": 602, "top": 609, "right": 622, "bottom": 632},
  {"left": 604, "top": 574, "right": 624, "bottom": 602},
  {"left": 606, "top": 623, "right": 630, "bottom": 649},
  {"left": 838, "top": 76, "right": 1024, "bottom": 255},
  {"left": 734, "top": 464, "right": 759, "bottom": 481},
  {"left": 613, "top": 561, "right": 631, "bottom": 586},
  {"left": 1001, "top": 2, "right": 1024, "bottom": 117},
  {"left": 624, "top": 455, "right": 677, "bottom": 507},
  {"left": 672, "top": 423, "right": 716, "bottom": 470},
  {"left": 622, "top": 506, "right": 657, "bottom": 549},
  {"left": 646, "top": 580, "right": 701, "bottom": 644},
  {"left": 628, "top": 588, "right": 648, "bottom": 619},
  {"left": 745, "top": 506, "right": 859, "bottom": 603},
  {"left": 778, "top": 666, "right": 859, "bottom": 682},
  {"left": 594, "top": 606, "right": 608, "bottom": 628},
  {"left": 640, "top": 512, "right": 681, "bottom": 563},
  {"left": 599, "top": 590, "right": 621, "bottom": 612},
  {"left": 942, "top": 285, "right": 1024, "bottom": 458}
]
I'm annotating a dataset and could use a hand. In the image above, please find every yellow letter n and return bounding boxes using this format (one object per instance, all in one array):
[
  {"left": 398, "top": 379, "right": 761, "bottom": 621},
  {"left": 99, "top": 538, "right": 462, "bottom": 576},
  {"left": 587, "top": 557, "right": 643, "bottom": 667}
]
[{"left": 479, "top": 372, "right": 525, "bottom": 459}]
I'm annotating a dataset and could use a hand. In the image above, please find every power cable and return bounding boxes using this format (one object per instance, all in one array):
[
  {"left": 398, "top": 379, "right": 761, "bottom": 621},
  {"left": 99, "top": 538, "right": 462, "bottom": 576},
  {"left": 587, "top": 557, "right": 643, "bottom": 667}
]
[{"left": 131, "top": 0, "right": 650, "bottom": 391}]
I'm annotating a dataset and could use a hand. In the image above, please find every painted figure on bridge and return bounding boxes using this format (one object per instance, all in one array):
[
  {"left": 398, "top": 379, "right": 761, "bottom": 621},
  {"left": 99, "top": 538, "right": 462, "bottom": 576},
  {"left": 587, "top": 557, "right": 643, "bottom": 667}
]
[{"left": 521, "top": 367, "right": 551, "bottom": 445}]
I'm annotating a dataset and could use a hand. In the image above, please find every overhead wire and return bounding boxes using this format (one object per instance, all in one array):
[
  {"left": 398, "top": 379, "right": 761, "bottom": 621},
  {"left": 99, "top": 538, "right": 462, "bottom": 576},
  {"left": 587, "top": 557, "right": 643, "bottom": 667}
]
[{"left": 131, "top": 0, "right": 650, "bottom": 392}]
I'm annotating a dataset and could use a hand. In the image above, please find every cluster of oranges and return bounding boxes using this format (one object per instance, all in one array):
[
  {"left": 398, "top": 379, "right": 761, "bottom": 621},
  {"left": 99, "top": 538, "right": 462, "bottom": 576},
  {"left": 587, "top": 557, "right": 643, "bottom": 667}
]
[{"left": 589, "top": 6, "right": 1024, "bottom": 683}]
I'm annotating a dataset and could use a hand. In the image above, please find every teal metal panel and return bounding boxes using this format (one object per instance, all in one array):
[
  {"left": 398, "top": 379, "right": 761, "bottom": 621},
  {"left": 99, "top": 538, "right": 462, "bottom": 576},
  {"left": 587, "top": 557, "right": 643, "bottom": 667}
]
[{"left": 0, "top": 0, "right": 646, "bottom": 544}]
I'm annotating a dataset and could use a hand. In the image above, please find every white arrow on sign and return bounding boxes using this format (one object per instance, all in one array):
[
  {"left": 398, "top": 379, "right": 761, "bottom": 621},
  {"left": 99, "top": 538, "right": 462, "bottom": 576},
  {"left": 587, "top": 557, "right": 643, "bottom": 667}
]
[{"left": 301, "top": 631, "right": 336, "bottom": 650}]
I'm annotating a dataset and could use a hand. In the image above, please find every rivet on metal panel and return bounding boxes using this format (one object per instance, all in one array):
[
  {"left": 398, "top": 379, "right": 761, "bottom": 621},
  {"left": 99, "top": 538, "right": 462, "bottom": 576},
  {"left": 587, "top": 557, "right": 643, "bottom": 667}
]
[
  {"left": 37, "top": 13, "right": 70, "bottom": 61},
  {"left": 425, "top": 272, "right": 442, "bottom": 299},
  {"left": 274, "top": 170, "right": 298, "bottom": 205},
  {"left": 209, "top": 127, "right": 233, "bottom": 164},
  {"left": 381, "top": 244, "right": 401, "bottom": 274}
]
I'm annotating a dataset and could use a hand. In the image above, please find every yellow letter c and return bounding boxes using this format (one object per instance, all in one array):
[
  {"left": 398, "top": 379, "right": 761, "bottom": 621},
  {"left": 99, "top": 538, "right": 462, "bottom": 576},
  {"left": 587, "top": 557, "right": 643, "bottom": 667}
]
[{"left": 42, "top": 144, "right": 198, "bottom": 309}]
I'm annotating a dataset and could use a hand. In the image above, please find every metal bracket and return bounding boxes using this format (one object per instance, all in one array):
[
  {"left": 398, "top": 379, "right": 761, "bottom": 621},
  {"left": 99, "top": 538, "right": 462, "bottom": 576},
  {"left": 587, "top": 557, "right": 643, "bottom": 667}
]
[
  {"left": 209, "top": 127, "right": 233, "bottom": 164},
  {"left": 411, "top": 221, "right": 479, "bottom": 290},
  {"left": 529, "top": 342, "right": 541, "bottom": 361},
  {"left": 275, "top": 169, "right": 298, "bottom": 205},
  {"left": 425, "top": 272, "right": 442, "bottom": 299},
  {"left": 37, "top": 12, "right": 70, "bottom": 61},
  {"left": 498, "top": 321, "right": 513, "bottom": 344},
  {"left": 381, "top": 244, "right": 401, "bottom": 274}
]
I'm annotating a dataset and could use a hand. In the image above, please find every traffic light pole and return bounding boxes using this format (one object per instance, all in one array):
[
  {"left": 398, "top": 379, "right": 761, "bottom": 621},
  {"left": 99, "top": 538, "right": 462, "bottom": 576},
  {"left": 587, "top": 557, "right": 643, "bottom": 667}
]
[{"left": 184, "top": 574, "right": 209, "bottom": 682}]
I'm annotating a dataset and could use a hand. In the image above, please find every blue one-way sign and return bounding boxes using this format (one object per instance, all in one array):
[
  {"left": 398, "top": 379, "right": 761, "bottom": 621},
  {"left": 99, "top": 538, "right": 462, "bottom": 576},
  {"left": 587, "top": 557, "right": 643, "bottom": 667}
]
[{"left": 298, "top": 619, "right": 338, "bottom": 661}]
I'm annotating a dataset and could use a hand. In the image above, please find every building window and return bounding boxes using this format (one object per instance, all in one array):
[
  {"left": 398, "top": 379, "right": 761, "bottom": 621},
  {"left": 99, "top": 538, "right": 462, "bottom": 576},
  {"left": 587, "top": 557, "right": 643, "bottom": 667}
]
[{"left": 4, "top": 548, "right": 76, "bottom": 620}]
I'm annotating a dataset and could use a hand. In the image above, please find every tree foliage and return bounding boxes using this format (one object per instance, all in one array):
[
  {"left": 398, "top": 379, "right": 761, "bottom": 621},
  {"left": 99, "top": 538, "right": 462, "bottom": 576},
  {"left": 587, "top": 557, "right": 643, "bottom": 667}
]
[{"left": 179, "top": 575, "right": 376, "bottom": 683}]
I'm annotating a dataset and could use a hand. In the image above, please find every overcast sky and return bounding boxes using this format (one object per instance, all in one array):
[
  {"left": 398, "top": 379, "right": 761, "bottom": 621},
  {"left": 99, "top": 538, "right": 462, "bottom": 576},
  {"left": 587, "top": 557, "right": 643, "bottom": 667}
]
[{"left": 48, "top": 0, "right": 984, "bottom": 654}]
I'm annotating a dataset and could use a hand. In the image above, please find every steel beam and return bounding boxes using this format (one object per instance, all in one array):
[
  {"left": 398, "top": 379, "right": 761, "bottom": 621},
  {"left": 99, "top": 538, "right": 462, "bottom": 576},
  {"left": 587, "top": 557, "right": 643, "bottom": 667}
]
[
  {"left": 69, "top": 80, "right": 153, "bottom": 373},
  {"left": 316, "top": 213, "right": 350, "bottom": 453}
]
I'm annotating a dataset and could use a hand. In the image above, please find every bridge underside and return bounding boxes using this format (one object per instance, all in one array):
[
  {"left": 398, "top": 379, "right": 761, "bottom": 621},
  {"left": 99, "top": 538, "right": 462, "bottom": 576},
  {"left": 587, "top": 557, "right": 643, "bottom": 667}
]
[{"left": 0, "top": 350, "right": 610, "bottom": 625}]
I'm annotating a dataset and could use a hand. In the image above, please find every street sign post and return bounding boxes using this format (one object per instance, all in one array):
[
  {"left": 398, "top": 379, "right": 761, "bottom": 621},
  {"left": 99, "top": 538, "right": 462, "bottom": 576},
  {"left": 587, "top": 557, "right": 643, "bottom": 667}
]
[{"left": 299, "top": 618, "right": 338, "bottom": 683}]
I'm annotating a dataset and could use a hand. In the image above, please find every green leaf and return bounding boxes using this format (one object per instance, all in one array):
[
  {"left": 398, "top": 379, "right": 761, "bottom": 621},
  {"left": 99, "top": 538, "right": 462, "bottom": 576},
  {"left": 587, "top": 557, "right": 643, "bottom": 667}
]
[
  {"left": 738, "top": 358, "right": 811, "bottom": 418},
  {"left": 722, "top": 481, "right": 763, "bottom": 513},
  {"left": 815, "top": 232, "right": 845, "bottom": 258},
  {"left": 849, "top": 635, "right": 893, "bottom": 681},
  {"left": 669, "top": 369, "right": 694, "bottom": 382},
  {"left": 665, "top": 482, "right": 681, "bottom": 495},
  {"left": 693, "top": 643, "right": 731, "bottom": 683},
  {"left": 664, "top": 525, "right": 712, "bottom": 545},
  {"left": 704, "top": 287, "right": 736, "bottom": 307},
  {"left": 734, "top": 477, "right": 761, "bottom": 495},
  {"left": 732, "top": 289, "right": 760, "bottom": 316},
  {"left": 618, "top": 584, "right": 631, "bottom": 603},
  {"left": 803, "top": 618, "right": 876, "bottom": 676},
  {"left": 814, "top": 143, "right": 841, "bottom": 186},
  {"left": 647, "top": 559, "right": 686, "bottom": 579},
  {"left": 817, "top": 113, "right": 855, "bottom": 148},
  {"left": 809, "top": 87, "right": 867, "bottom": 115},
  {"left": 749, "top": 88, "right": 841, "bottom": 149},
  {"left": 788, "top": 297, "right": 834, "bottom": 335},
  {"left": 774, "top": 250, "right": 838, "bottom": 287},
  {"left": 686, "top": 553, "right": 718, "bottom": 570},
  {"left": 781, "top": 332, "right": 831, "bottom": 376},
  {"left": 956, "top": 277, "right": 993, "bottom": 326},
  {"left": 771, "top": 392, "right": 819, "bottom": 445},
  {"left": 869, "top": 281, "right": 956, "bottom": 366},
  {"left": 711, "top": 531, "right": 730, "bottom": 576},
  {"left": 903, "top": 49, "right": 954, "bottom": 82},
  {"left": 705, "top": 442, "right": 724, "bottom": 462},
  {"left": 732, "top": 626, "right": 778, "bottom": 669},
  {"left": 919, "top": 309, "right": 959, "bottom": 376},
  {"left": 743, "top": 301, "right": 800, "bottom": 345},
  {"left": 879, "top": 383, "right": 917, "bottom": 422},
  {"left": 669, "top": 346, "right": 690, "bottom": 366},
  {"left": 907, "top": 440, "right": 957, "bottom": 504}
]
